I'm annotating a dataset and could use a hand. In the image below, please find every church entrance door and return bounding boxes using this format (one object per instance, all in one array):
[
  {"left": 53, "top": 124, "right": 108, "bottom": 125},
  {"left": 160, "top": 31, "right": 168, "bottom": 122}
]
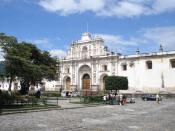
[
  {"left": 66, "top": 77, "right": 71, "bottom": 90},
  {"left": 82, "top": 74, "right": 90, "bottom": 90}
]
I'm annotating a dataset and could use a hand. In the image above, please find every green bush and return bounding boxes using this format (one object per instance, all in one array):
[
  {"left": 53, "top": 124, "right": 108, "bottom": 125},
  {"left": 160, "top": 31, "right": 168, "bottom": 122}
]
[
  {"left": 83, "top": 96, "right": 103, "bottom": 103},
  {"left": 42, "top": 91, "right": 61, "bottom": 97},
  {"left": 105, "top": 76, "right": 128, "bottom": 91},
  {"left": 0, "top": 90, "right": 15, "bottom": 106}
]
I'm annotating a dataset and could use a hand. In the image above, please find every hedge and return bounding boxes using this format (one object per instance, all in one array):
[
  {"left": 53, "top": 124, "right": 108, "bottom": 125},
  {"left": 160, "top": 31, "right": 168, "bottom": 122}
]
[{"left": 105, "top": 76, "right": 128, "bottom": 91}]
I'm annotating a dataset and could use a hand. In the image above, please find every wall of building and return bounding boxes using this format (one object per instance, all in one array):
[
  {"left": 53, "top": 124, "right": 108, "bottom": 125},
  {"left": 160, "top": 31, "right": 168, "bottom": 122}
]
[
  {"left": 118, "top": 55, "right": 175, "bottom": 93},
  {"left": 0, "top": 79, "right": 20, "bottom": 91},
  {"left": 59, "top": 33, "right": 175, "bottom": 94}
]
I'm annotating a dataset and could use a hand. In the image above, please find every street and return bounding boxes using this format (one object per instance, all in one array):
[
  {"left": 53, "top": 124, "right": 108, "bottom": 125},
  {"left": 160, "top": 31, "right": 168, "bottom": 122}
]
[{"left": 0, "top": 98, "right": 175, "bottom": 131}]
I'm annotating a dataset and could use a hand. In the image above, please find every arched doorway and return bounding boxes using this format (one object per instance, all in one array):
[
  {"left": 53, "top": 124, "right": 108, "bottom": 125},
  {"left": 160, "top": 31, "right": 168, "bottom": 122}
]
[
  {"left": 100, "top": 74, "right": 108, "bottom": 90},
  {"left": 103, "top": 75, "right": 108, "bottom": 90},
  {"left": 66, "top": 77, "right": 71, "bottom": 90},
  {"left": 78, "top": 65, "right": 91, "bottom": 90},
  {"left": 82, "top": 74, "right": 90, "bottom": 90}
]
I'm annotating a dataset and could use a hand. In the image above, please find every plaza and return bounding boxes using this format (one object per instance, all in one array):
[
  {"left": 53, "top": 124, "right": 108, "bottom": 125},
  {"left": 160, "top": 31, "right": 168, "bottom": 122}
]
[
  {"left": 0, "top": 98, "right": 175, "bottom": 131},
  {"left": 0, "top": 1, "right": 175, "bottom": 131}
]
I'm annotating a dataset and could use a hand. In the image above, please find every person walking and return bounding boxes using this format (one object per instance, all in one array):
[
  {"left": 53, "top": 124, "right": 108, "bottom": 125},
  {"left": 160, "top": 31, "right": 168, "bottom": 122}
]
[
  {"left": 156, "top": 94, "right": 159, "bottom": 104},
  {"left": 103, "top": 95, "right": 107, "bottom": 104},
  {"left": 119, "top": 94, "right": 123, "bottom": 105},
  {"left": 123, "top": 95, "right": 127, "bottom": 105}
]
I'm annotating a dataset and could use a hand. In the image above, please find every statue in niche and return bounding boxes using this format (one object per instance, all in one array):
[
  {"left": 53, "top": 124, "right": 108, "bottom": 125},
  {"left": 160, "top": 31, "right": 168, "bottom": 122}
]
[{"left": 72, "top": 74, "right": 75, "bottom": 82}]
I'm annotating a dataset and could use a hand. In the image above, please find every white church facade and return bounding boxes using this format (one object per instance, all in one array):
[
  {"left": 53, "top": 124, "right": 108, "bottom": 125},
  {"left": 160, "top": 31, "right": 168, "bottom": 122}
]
[
  {"left": 57, "top": 32, "right": 175, "bottom": 94},
  {"left": 1, "top": 33, "right": 175, "bottom": 94}
]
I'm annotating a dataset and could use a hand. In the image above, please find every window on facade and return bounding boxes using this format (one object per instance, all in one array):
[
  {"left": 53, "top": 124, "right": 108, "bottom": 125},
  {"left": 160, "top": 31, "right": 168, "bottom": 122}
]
[
  {"left": 82, "top": 46, "right": 88, "bottom": 58},
  {"left": 146, "top": 61, "right": 152, "bottom": 69},
  {"left": 104, "top": 65, "right": 107, "bottom": 71},
  {"left": 82, "top": 46, "right": 87, "bottom": 51},
  {"left": 122, "top": 64, "right": 127, "bottom": 71},
  {"left": 170, "top": 59, "right": 175, "bottom": 68},
  {"left": 129, "top": 61, "right": 135, "bottom": 67},
  {"left": 65, "top": 67, "right": 70, "bottom": 73}
]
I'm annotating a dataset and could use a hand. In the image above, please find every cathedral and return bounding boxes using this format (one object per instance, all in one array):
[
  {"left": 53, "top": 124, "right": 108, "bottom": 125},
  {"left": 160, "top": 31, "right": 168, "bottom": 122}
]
[
  {"left": 1, "top": 32, "right": 175, "bottom": 94},
  {"left": 57, "top": 32, "right": 175, "bottom": 94}
]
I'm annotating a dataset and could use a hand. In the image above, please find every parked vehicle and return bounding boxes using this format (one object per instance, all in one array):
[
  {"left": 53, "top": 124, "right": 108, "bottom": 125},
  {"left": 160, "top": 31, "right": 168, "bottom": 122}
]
[
  {"left": 126, "top": 97, "right": 135, "bottom": 103},
  {"left": 61, "top": 90, "right": 69, "bottom": 97},
  {"left": 61, "top": 90, "right": 78, "bottom": 97},
  {"left": 142, "top": 94, "right": 156, "bottom": 101},
  {"left": 70, "top": 92, "right": 78, "bottom": 97},
  {"left": 130, "top": 98, "right": 135, "bottom": 103}
]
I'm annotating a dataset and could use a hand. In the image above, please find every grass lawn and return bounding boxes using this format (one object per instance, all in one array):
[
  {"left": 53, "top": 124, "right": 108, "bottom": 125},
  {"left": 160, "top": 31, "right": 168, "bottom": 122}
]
[
  {"left": 70, "top": 101, "right": 104, "bottom": 105},
  {"left": 0, "top": 104, "right": 61, "bottom": 113}
]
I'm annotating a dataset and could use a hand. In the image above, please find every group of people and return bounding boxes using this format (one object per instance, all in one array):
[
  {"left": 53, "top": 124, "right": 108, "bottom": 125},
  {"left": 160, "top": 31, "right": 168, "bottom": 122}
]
[{"left": 103, "top": 93, "right": 127, "bottom": 105}]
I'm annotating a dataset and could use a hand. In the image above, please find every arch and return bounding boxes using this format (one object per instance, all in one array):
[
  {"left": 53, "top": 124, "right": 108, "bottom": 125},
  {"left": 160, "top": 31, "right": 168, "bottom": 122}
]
[
  {"left": 79, "top": 65, "right": 91, "bottom": 72},
  {"left": 78, "top": 65, "right": 91, "bottom": 90},
  {"left": 82, "top": 74, "right": 90, "bottom": 90},
  {"left": 65, "top": 77, "right": 71, "bottom": 90},
  {"left": 63, "top": 76, "right": 71, "bottom": 90},
  {"left": 82, "top": 46, "right": 88, "bottom": 51},
  {"left": 100, "top": 74, "right": 108, "bottom": 90}
]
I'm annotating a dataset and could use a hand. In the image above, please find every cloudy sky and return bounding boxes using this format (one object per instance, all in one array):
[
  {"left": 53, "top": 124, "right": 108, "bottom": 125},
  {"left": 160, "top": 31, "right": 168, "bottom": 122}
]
[{"left": 0, "top": 0, "right": 175, "bottom": 58}]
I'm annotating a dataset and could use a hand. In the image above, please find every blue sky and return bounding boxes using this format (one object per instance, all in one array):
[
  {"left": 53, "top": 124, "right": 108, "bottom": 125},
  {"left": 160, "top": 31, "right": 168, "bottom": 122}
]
[{"left": 0, "top": 0, "right": 175, "bottom": 59}]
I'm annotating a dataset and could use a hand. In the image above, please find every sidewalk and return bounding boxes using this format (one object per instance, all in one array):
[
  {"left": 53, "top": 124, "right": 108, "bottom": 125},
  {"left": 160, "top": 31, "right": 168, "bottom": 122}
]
[
  {"left": 0, "top": 98, "right": 104, "bottom": 115},
  {"left": 58, "top": 97, "right": 103, "bottom": 109}
]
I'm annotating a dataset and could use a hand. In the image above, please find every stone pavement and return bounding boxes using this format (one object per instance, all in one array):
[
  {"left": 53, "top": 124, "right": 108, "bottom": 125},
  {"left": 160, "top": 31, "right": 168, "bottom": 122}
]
[{"left": 0, "top": 98, "right": 175, "bottom": 131}]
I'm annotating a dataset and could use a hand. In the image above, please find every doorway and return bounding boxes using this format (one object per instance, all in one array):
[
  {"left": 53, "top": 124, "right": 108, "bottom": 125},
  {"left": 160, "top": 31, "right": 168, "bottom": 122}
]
[
  {"left": 82, "top": 74, "right": 90, "bottom": 90},
  {"left": 66, "top": 77, "right": 71, "bottom": 90}
]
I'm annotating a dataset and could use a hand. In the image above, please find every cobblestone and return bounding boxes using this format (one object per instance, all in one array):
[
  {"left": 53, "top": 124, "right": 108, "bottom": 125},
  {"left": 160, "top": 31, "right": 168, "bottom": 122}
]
[{"left": 0, "top": 98, "right": 175, "bottom": 131}]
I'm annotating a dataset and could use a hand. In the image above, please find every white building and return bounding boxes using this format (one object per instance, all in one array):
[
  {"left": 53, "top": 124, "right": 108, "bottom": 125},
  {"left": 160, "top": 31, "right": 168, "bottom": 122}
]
[
  {"left": 0, "top": 78, "right": 20, "bottom": 91},
  {"left": 57, "top": 32, "right": 175, "bottom": 94}
]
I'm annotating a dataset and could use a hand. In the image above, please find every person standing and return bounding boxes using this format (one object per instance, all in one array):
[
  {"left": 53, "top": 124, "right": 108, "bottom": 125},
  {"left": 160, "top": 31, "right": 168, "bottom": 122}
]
[
  {"left": 103, "top": 95, "right": 107, "bottom": 104},
  {"left": 123, "top": 95, "right": 127, "bottom": 104},
  {"left": 119, "top": 94, "right": 123, "bottom": 105},
  {"left": 156, "top": 94, "right": 159, "bottom": 104}
]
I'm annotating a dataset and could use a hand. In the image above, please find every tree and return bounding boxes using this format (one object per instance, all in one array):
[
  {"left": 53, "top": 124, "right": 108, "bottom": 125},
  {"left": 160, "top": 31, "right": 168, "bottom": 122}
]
[
  {"left": 105, "top": 76, "right": 128, "bottom": 91},
  {"left": 0, "top": 61, "right": 5, "bottom": 77},
  {"left": 0, "top": 33, "right": 57, "bottom": 93},
  {"left": 0, "top": 61, "right": 6, "bottom": 89},
  {"left": 0, "top": 33, "right": 18, "bottom": 91}
]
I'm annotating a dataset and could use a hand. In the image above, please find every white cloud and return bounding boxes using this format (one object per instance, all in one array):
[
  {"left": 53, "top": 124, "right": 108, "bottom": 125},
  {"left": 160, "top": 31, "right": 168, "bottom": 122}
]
[
  {"left": 142, "top": 26, "right": 175, "bottom": 50},
  {"left": 94, "top": 33, "right": 145, "bottom": 53},
  {"left": 95, "top": 26, "right": 175, "bottom": 53},
  {"left": 97, "top": 1, "right": 149, "bottom": 17},
  {"left": 29, "top": 38, "right": 53, "bottom": 49},
  {"left": 95, "top": 33, "right": 141, "bottom": 46},
  {"left": 33, "top": 38, "right": 50, "bottom": 45},
  {"left": 152, "top": 0, "right": 175, "bottom": 14},
  {"left": 28, "top": 37, "right": 61, "bottom": 50},
  {"left": 38, "top": 0, "right": 175, "bottom": 17},
  {"left": 23, "top": 37, "right": 67, "bottom": 57},
  {"left": 49, "top": 49, "right": 66, "bottom": 58}
]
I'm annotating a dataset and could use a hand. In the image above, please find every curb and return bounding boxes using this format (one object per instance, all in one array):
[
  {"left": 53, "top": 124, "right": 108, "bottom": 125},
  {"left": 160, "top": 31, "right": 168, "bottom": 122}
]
[
  {"left": 0, "top": 107, "right": 62, "bottom": 115},
  {"left": 61, "top": 104, "right": 104, "bottom": 110},
  {"left": 0, "top": 104, "right": 104, "bottom": 115}
]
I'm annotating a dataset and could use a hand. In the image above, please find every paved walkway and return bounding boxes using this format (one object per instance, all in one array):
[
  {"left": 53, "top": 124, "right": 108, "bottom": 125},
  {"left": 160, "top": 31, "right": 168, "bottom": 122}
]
[
  {"left": 0, "top": 98, "right": 175, "bottom": 131},
  {"left": 57, "top": 98, "right": 101, "bottom": 109}
]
